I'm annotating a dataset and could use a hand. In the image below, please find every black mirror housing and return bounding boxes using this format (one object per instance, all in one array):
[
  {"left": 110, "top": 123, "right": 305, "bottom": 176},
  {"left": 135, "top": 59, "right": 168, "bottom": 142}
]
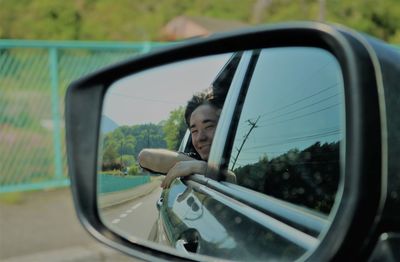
[{"left": 66, "top": 22, "right": 400, "bottom": 261}]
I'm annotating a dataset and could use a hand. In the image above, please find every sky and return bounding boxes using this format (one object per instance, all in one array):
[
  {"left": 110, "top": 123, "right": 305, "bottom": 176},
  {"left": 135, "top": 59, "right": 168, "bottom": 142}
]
[
  {"left": 102, "top": 47, "right": 346, "bottom": 169},
  {"left": 227, "top": 47, "right": 345, "bottom": 167},
  {"left": 102, "top": 53, "right": 232, "bottom": 126}
]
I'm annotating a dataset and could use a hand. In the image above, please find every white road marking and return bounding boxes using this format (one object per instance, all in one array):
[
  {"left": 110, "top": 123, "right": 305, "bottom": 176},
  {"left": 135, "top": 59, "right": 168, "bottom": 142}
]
[
  {"left": 112, "top": 219, "right": 121, "bottom": 224},
  {"left": 114, "top": 202, "right": 143, "bottom": 222},
  {"left": 132, "top": 202, "right": 142, "bottom": 209}
]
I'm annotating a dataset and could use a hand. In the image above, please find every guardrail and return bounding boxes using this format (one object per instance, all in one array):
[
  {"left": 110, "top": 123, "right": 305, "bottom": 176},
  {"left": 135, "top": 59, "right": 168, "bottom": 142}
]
[{"left": 98, "top": 174, "right": 151, "bottom": 193}]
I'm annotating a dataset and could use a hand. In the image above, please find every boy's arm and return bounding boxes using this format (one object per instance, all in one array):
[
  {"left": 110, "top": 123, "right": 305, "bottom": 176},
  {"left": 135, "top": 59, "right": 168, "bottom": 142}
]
[{"left": 138, "top": 148, "right": 193, "bottom": 174}]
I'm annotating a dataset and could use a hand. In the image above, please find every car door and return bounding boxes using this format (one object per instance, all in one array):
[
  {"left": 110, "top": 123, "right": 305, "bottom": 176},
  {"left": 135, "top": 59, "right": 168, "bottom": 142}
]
[
  {"left": 159, "top": 47, "right": 345, "bottom": 261},
  {"left": 155, "top": 51, "right": 245, "bottom": 253}
]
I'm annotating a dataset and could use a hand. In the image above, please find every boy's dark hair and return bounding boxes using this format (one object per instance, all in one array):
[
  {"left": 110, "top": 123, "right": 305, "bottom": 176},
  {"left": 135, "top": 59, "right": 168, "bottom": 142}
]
[{"left": 184, "top": 87, "right": 224, "bottom": 127}]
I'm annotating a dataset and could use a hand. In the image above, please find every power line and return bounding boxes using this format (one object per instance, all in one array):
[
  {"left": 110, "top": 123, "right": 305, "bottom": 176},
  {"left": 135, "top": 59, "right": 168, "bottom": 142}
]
[
  {"left": 257, "top": 93, "right": 341, "bottom": 125},
  {"left": 233, "top": 105, "right": 341, "bottom": 150},
  {"left": 258, "top": 103, "right": 341, "bottom": 128},
  {"left": 233, "top": 160, "right": 339, "bottom": 167},
  {"left": 258, "top": 82, "right": 340, "bottom": 119},
  {"left": 254, "top": 58, "right": 336, "bottom": 119},
  {"left": 242, "top": 129, "right": 340, "bottom": 150},
  {"left": 109, "top": 91, "right": 181, "bottom": 105},
  {"left": 234, "top": 126, "right": 341, "bottom": 143},
  {"left": 238, "top": 149, "right": 340, "bottom": 156}
]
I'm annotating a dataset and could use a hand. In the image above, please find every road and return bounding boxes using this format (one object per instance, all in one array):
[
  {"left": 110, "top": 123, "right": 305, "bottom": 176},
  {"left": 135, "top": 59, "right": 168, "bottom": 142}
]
[
  {"left": 100, "top": 186, "right": 163, "bottom": 240},
  {"left": 0, "top": 187, "right": 137, "bottom": 261}
]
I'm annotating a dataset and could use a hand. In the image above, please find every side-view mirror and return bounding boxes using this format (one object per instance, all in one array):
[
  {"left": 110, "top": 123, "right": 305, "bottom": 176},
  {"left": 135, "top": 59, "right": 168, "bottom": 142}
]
[{"left": 66, "top": 22, "right": 400, "bottom": 261}]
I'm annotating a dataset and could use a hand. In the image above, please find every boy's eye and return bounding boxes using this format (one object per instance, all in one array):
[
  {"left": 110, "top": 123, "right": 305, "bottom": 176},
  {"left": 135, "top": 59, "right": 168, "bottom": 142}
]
[{"left": 191, "top": 130, "right": 198, "bottom": 134}]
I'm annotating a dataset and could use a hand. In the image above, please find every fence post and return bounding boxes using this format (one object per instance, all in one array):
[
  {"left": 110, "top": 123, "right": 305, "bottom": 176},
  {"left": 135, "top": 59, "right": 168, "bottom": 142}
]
[
  {"left": 141, "top": 41, "right": 151, "bottom": 54},
  {"left": 49, "top": 47, "right": 63, "bottom": 180}
]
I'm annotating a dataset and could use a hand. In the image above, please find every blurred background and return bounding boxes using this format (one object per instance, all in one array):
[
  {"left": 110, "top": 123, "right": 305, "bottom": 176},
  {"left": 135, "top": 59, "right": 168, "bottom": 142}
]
[{"left": 1, "top": 0, "right": 399, "bottom": 261}]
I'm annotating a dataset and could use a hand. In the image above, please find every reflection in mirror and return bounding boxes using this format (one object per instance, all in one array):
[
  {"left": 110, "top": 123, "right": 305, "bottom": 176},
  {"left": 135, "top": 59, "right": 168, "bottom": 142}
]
[
  {"left": 228, "top": 47, "right": 344, "bottom": 215},
  {"left": 96, "top": 53, "right": 234, "bottom": 249},
  {"left": 96, "top": 48, "right": 345, "bottom": 261}
]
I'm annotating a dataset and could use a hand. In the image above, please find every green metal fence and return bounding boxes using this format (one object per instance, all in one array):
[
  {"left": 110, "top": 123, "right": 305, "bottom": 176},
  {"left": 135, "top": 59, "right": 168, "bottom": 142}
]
[
  {"left": 0, "top": 40, "right": 170, "bottom": 193},
  {"left": 1, "top": 40, "right": 399, "bottom": 193}
]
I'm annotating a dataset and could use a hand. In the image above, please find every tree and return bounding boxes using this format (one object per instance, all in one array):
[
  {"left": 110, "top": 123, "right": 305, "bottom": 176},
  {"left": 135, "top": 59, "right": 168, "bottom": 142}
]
[
  {"left": 128, "top": 163, "right": 139, "bottom": 175},
  {"left": 129, "top": 123, "right": 167, "bottom": 156},
  {"left": 1, "top": 0, "right": 399, "bottom": 43},
  {"left": 0, "top": 0, "right": 82, "bottom": 40},
  {"left": 101, "top": 123, "right": 167, "bottom": 167},
  {"left": 233, "top": 141, "right": 340, "bottom": 214},
  {"left": 121, "top": 155, "right": 135, "bottom": 168},
  {"left": 102, "top": 140, "right": 118, "bottom": 166},
  {"left": 121, "top": 135, "right": 136, "bottom": 155},
  {"left": 163, "top": 107, "right": 186, "bottom": 150}
]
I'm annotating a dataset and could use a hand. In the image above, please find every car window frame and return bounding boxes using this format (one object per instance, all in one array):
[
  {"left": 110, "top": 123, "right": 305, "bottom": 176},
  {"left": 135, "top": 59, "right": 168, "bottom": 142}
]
[{"left": 178, "top": 51, "right": 244, "bottom": 155}]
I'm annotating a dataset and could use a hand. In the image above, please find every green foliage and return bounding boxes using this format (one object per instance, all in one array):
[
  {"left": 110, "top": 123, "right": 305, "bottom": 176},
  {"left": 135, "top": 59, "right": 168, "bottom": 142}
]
[
  {"left": 99, "top": 170, "right": 122, "bottom": 176},
  {"left": 0, "top": 125, "right": 55, "bottom": 185},
  {"left": 163, "top": 106, "right": 187, "bottom": 150},
  {"left": 1, "top": 0, "right": 399, "bottom": 43},
  {"left": 0, "top": 0, "right": 81, "bottom": 40},
  {"left": 121, "top": 155, "right": 135, "bottom": 167},
  {"left": 102, "top": 139, "right": 119, "bottom": 165},
  {"left": 186, "top": 0, "right": 254, "bottom": 21},
  {"left": 0, "top": 192, "right": 24, "bottom": 204},
  {"left": 118, "top": 124, "right": 167, "bottom": 156},
  {"left": 100, "top": 123, "right": 167, "bottom": 171},
  {"left": 325, "top": 0, "right": 400, "bottom": 42},
  {"left": 234, "top": 141, "right": 340, "bottom": 214},
  {"left": 128, "top": 164, "right": 139, "bottom": 175}
]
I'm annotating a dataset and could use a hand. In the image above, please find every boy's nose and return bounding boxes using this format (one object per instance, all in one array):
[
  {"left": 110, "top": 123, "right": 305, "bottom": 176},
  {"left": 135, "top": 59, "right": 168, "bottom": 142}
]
[{"left": 198, "top": 130, "right": 207, "bottom": 141}]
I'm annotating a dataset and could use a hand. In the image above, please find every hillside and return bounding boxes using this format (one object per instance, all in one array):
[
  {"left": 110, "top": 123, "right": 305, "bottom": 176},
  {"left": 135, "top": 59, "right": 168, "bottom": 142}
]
[
  {"left": 0, "top": 0, "right": 399, "bottom": 43},
  {"left": 101, "top": 115, "right": 119, "bottom": 133}
]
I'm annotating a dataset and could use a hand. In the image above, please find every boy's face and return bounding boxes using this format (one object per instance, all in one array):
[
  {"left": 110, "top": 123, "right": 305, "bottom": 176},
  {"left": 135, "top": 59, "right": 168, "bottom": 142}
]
[{"left": 189, "top": 104, "right": 220, "bottom": 161}]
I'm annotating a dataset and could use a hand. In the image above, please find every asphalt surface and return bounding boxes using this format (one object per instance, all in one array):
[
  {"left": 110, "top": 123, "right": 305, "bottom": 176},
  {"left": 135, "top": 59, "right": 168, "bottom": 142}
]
[
  {"left": 100, "top": 187, "right": 162, "bottom": 240},
  {"left": 0, "top": 187, "right": 143, "bottom": 262}
]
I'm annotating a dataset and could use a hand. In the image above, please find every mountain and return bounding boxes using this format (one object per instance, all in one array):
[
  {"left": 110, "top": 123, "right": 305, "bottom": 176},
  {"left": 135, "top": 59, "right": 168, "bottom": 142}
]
[{"left": 101, "top": 115, "right": 119, "bottom": 133}]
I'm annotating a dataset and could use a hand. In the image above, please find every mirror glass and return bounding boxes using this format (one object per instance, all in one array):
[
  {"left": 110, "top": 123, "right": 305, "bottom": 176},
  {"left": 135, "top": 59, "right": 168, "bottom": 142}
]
[
  {"left": 97, "top": 48, "right": 345, "bottom": 261},
  {"left": 228, "top": 48, "right": 344, "bottom": 214},
  {"left": 97, "top": 53, "right": 233, "bottom": 243}
]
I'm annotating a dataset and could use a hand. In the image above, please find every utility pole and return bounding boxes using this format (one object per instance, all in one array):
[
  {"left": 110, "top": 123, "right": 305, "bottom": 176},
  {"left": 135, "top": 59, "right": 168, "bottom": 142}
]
[
  {"left": 231, "top": 116, "right": 260, "bottom": 170},
  {"left": 147, "top": 124, "right": 150, "bottom": 148},
  {"left": 120, "top": 140, "right": 123, "bottom": 171}
]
